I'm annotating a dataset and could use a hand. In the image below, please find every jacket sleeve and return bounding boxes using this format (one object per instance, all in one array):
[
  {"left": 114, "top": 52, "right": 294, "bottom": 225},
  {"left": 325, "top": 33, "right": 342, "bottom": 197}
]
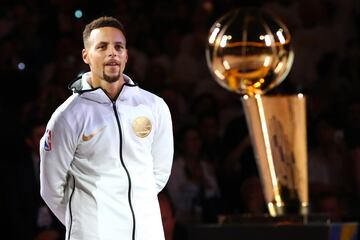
[
  {"left": 151, "top": 98, "right": 174, "bottom": 193},
  {"left": 39, "top": 113, "right": 76, "bottom": 225}
]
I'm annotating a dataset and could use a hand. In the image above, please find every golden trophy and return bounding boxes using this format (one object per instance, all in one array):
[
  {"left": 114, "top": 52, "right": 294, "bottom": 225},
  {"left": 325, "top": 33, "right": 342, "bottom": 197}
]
[{"left": 206, "top": 7, "right": 308, "bottom": 217}]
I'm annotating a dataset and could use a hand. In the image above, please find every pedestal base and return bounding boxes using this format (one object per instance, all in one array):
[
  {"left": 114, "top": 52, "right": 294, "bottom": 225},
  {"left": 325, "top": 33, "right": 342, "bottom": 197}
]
[
  {"left": 221, "top": 213, "right": 329, "bottom": 225},
  {"left": 179, "top": 215, "right": 358, "bottom": 240}
]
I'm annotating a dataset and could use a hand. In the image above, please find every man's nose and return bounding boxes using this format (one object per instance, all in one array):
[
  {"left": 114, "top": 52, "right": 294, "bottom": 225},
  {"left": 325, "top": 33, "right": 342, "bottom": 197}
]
[{"left": 107, "top": 46, "right": 118, "bottom": 56}]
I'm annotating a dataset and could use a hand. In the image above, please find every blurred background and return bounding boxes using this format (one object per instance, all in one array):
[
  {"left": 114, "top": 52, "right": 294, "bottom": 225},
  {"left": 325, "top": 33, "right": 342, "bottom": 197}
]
[{"left": 1, "top": 0, "right": 359, "bottom": 239}]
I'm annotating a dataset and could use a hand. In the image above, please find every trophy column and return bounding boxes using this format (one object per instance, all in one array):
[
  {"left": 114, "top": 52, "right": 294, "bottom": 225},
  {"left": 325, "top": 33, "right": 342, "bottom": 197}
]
[{"left": 241, "top": 94, "right": 308, "bottom": 217}]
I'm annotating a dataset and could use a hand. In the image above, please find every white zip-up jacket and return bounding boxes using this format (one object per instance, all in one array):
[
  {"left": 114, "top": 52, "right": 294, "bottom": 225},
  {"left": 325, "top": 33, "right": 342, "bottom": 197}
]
[{"left": 39, "top": 72, "right": 174, "bottom": 240}]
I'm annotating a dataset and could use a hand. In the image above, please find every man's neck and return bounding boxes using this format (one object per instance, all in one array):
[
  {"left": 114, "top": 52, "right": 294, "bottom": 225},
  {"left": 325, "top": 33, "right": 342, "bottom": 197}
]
[{"left": 90, "top": 75, "right": 125, "bottom": 100}]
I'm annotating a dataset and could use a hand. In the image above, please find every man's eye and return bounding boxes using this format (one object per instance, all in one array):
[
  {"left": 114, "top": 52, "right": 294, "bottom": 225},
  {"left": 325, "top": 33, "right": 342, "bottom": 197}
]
[
  {"left": 97, "top": 45, "right": 106, "bottom": 49},
  {"left": 115, "top": 45, "right": 123, "bottom": 51}
]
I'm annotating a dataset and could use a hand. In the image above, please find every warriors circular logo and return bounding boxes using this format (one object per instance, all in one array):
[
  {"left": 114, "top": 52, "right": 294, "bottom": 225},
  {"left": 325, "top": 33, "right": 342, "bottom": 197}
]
[{"left": 132, "top": 116, "right": 152, "bottom": 138}]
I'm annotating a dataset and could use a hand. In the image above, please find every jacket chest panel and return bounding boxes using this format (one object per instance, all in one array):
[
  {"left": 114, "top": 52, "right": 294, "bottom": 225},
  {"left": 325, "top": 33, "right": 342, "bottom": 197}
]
[{"left": 74, "top": 103, "right": 155, "bottom": 168}]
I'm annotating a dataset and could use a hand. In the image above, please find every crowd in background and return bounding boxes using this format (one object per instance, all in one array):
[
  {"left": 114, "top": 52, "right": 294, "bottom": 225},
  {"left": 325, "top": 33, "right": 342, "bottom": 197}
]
[{"left": 1, "top": 0, "right": 360, "bottom": 239}]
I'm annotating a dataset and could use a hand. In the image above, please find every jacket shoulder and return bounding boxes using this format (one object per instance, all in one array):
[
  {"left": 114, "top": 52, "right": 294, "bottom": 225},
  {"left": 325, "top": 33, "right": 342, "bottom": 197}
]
[
  {"left": 49, "top": 94, "right": 82, "bottom": 122},
  {"left": 136, "top": 87, "right": 166, "bottom": 106}
]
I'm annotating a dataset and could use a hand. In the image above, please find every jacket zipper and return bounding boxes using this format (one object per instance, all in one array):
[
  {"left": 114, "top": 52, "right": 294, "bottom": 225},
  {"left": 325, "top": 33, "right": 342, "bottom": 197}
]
[{"left": 112, "top": 102, "right": 136, "bottom": 240}]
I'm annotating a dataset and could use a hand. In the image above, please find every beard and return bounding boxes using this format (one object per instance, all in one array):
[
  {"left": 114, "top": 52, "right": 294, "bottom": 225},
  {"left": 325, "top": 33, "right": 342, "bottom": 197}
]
[{"left": 103, "top": 70, "right": 121, "bottom": 83}]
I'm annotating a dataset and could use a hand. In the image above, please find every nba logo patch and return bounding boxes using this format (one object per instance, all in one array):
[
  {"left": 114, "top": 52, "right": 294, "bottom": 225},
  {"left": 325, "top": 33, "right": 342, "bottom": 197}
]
[{"left": 44, "top": 129, "right": 52, "bottom": 151}]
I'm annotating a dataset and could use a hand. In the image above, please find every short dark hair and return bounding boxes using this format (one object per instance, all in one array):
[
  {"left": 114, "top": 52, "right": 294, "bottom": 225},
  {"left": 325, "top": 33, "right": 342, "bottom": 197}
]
[{"left": 83, "top": 16, "right": 126, "bottom": 47}]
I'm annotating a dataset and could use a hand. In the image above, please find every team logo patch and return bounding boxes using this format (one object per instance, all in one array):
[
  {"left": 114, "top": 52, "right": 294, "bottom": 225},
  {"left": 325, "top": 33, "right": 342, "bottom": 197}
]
[
  {"left": 132, "top": 116, "right": 152, "bottom": 138},
  {"left": 44, "top": 129, "right": 52, "bottom": 151}
]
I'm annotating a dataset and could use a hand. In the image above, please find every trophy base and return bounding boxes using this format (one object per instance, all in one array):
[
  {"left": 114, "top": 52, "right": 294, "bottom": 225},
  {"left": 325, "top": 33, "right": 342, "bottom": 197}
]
[
  {"left": 268, "top": 202, "right": 309, "bottom": 218},
  {"left": 220, "top": 213, "right": 330, "bottom": 225}
]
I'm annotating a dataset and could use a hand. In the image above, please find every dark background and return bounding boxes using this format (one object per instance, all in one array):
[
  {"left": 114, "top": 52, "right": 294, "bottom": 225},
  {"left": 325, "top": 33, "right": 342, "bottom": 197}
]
[{"left": 1, "top": 0, "right": 359, "bottom": 239}]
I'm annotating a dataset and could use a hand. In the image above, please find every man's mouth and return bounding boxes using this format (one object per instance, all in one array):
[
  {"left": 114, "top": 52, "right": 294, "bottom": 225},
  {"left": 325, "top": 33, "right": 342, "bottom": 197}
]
[{"left": 105, "top": 60, "right": 120, "bottom": 66}]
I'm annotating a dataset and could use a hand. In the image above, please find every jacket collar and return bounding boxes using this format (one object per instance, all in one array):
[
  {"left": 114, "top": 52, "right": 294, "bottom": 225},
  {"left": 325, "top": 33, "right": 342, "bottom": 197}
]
[{"left": 68, "top": 72, "right": 138, "bottom": 103}]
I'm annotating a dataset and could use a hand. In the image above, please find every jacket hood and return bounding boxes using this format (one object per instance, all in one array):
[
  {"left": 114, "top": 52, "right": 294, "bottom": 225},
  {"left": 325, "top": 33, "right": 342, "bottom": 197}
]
[{"left": 68, "top": 72, "right": 137, "bottom": 93}]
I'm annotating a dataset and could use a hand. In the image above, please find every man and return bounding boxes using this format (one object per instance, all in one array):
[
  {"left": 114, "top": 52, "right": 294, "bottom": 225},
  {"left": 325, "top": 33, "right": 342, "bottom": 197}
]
[{"left": 40, "top": 16, "right": 174, "bottom": 240}]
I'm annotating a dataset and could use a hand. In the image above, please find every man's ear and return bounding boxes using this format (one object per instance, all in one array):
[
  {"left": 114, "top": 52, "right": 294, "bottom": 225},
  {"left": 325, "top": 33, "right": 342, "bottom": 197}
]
[{"left": 82, "top": 49, "right": 89, "bottom": 64}]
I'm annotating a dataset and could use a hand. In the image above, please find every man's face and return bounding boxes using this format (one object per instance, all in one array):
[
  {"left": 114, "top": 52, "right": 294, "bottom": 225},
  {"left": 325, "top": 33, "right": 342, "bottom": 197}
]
[{"left": 82, "top": 27, "right": 128, "bottom": 83}]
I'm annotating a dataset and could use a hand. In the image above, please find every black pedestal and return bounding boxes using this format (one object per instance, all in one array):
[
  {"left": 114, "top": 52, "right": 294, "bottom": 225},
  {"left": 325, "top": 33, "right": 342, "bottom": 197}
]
[{"left": 179, "top": 215, "right": 359, "bottom": 240}]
